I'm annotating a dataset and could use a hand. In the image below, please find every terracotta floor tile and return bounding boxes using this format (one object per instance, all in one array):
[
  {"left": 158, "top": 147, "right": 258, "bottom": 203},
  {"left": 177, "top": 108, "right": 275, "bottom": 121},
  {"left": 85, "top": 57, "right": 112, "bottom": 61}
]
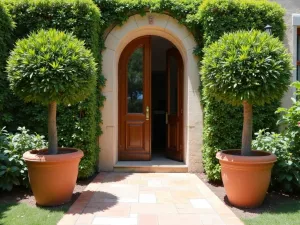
[
  {"left": 75, "top": 213, "right": 95, "bottom": 225},
  {"left": 198, "top": 214, "right": 225, "bottom": 225},
  {"left": 158, "top": 214, "right": 204, "bottom": 225},
  {"left": 171, "top": 190, "right": 203, "bottom": 199},
  {"left": 138, "top": 214, "right": 159, "bottom": 225},
  {"left": 92, "top": 216, "right": 138, "bottom": 225},
  {"left": 57, "top": 214, "right": 80, "bottom": 225},
  {"left": 155, "top": 191, "right": 174, "bottom": 203},
  {"left": 130, "top": 203, "right": 177, "bottom": 214},
  {"left": 93, "top": 202, "right": 131, "bottom": 217},
  {"left": 221, "top": 215, "right": 245, "bottom": 225},
  {"left": 58, "top": 173, "right": 243, "bottom": 225}
]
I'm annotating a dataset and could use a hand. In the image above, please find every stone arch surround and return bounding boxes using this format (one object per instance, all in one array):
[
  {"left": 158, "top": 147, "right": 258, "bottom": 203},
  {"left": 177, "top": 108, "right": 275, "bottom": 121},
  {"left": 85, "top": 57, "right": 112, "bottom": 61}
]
[{"left": 98, "top": 13, "right": 203, "bottom": 172}]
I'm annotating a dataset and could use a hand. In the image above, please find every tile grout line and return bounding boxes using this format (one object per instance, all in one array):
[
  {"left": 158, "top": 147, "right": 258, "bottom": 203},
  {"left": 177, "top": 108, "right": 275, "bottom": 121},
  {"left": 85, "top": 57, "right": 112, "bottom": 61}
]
[{"left": 194, "top": 174, "right": 242, "bottom": 225}]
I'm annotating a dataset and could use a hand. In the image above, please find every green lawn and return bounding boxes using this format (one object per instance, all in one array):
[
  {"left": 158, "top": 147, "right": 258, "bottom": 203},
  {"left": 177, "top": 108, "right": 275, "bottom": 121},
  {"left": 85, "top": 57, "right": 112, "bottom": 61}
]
[
  {"left": 243, "top": 201, "right": 300, "bottom": 225},
  {"left": 0, "top": 203, "right": 69, "bottom": 225}
]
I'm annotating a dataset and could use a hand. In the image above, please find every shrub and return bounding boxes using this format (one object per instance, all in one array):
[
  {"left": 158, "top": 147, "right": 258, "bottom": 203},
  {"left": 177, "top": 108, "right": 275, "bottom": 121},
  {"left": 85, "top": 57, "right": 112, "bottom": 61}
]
[
  {"left": 7, "top": 29, "right": 97, "bottom": 154},
  {"left": 199, "top": 0, "right": 287, "bottom": 180},
  {"left": 202, "top": 30, "right": 292, "bottom": 156},
  {"left": 253, "top": 130, "right": 299, "bottom": 193},
  {"left": 1, "top": 0, "right": 287, "bottom": 178},
  {"left": 277, "top": 82, "right": 300, "bottom": 149},
  {"left": 0, "top": 3, "right": 14, "bottom": 128},
  {"left": 253, "top": 82, "right": 300, "bottom": 193},
  {"left": 198, "top": 0, "right": 285, "bottom": 46},
  {"left": 0, "top": 127, "right": 47, "bottom": 191},
  {"left": 2, "top": 0, "right": 104, "bottom": 177},
  {"left": 202, "top": 30, "right": 292, "bottom": 107}
]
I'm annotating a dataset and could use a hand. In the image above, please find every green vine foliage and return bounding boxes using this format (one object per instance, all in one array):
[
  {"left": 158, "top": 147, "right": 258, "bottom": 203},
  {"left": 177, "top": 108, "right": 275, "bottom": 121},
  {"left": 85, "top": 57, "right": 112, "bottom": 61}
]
[
  {"left": 199, "top": 0, "right": 286, "bottom": 181},
  {"left": 202, "top": 30, "right": 292, "bottom": 106},
  {"left": 94, "top": 0, "right": 203, "bottom": 45},
  {"left": 2, "top": 0, "right": 105, "bottom": 178},
  {"left": 7, "top": 29, "right": 97, "bottom": 105},
  {"left": 0, "top": 3, "right": 14, "bottom": 128},
  {"left": 253, "top": 82, "right": 300, "bottom": 193},
  {"left": 1, "top": 0, "right": 287, "bottom": 182}
]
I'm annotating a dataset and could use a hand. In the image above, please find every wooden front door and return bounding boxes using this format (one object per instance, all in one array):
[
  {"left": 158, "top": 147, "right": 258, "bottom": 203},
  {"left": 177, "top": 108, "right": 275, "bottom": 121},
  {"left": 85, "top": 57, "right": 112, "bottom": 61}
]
[
  {"left": 165, "top": 48, "right": 184, "bottom": 161},
  {"left": 118, "top": 36, "right": 151, "bottom": 161}
]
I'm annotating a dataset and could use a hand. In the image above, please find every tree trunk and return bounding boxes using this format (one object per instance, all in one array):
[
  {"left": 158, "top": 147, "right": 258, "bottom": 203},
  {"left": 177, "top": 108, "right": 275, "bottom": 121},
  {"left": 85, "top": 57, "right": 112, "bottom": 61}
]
[
  {"left": 241, "top": 101, "right": 253, "bottom": 156},
  {"left": 48, "top": 102, "right": 58, "bottom": 155}
]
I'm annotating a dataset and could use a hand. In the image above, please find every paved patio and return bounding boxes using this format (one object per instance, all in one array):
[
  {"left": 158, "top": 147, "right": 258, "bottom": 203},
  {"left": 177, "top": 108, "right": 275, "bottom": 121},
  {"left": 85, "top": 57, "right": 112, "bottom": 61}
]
[{"left": 58, "top": 173, "right": 244, "bottom": 225}]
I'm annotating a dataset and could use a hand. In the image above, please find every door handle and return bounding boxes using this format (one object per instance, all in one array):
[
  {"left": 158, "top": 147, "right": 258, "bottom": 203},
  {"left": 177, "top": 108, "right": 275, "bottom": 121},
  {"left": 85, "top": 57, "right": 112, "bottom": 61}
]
[
  {"left": 146, "top": 106, "right": 150, "bottom": 121},
  {"left": 166, "top": 112, "right": 168, "bottom": 124}
]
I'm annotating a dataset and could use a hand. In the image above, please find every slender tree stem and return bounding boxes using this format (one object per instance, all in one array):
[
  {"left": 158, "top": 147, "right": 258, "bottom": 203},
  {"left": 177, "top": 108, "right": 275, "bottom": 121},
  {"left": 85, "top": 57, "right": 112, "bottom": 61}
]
[
  {"left": 241, "top": 101, "right": 253, "bottom": 156},
  {"left": 48, "top": 102, "right": 58, "bottom": 155}
]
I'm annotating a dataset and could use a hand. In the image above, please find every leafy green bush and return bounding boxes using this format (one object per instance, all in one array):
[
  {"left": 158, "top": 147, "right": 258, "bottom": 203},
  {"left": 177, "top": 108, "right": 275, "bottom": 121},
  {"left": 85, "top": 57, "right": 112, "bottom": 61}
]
[
  {"left": 0, "top": 0, "right": 287, "bottom": 178},
  {"left": 2, "top": 0, "right": 104, "bottom": 177},
  {"left": 253, "top": 82, "right": 300, "bottom": 193},
  {"left": 198, "top": 0, "right": 285, "bottom": 47},
  {"left": 199, "top": 0, "right": 287, "bottom": 180},
  {"left": 202, "top": 30, "right": 292, "bottom": 107},
  {"left": 202, "top": 30, "right": 292, "bottom": 156},
  {"left": 0, "top": 127, "right": 47, "bottom": 191},
  {"left": 253, "top": 130, "right": 299, "bottom": 193},
  {"left": 277, "top": 82, "right": 300, "bottom": 149},
  {"left": 0, "top": 2, "right": 14, "bottom": 128},
  {"left": 7, "top": 29, "right": 97, "bottom": 155},
  {"left": 7, "top": 29, "right": 97, "bottom": 106},
  {"left": 0, "top": 152, "right": 20, "bottom": 191}
]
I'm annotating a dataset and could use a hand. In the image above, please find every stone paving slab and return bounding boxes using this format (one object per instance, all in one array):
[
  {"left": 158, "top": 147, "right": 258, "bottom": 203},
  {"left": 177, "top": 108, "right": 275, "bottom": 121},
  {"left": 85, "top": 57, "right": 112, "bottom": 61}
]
[{"left": 57, "top": 173, "right": 244, "bottom": 225}]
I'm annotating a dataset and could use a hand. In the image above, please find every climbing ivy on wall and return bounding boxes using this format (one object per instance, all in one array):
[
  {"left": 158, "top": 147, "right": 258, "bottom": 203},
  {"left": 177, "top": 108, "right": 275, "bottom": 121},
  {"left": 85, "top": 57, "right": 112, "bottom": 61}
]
[
  {"left": 94, "top": 0, "right": 203, "bottom": 46},
  {"left": 1, "top": 0, "right": 105, "bottom": 178},
  {"left": 0, "top": 2, "right": 14, "bottom": 128},
  {"left": 95, "top": 0, "right": 285, "bottom": 181},
  {"left": 198, "top": 0, "right": 286, "bottom": 181},
  {"left": 0, "top": 0, "right": 286, "bottom": 181}
]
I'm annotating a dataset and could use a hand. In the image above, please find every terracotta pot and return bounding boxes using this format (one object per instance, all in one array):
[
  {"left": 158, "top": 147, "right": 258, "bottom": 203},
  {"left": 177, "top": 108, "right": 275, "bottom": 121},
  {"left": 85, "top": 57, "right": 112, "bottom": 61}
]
[
  {"left": 23, "top": 148, "right": 83, "bottom": 206},
  {"left": 216, "top": 150, "right": 276, "bottom": 208}
]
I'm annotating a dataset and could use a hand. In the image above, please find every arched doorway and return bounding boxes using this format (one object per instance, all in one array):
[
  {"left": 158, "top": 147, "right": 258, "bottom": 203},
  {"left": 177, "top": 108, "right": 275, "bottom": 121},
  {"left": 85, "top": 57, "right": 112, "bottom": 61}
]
[
  {"left": 99, "top": 13, "right": 203, "bottom": 172},
  {"left": 118, "top": 36, "right": 184, "bottom": 162}
]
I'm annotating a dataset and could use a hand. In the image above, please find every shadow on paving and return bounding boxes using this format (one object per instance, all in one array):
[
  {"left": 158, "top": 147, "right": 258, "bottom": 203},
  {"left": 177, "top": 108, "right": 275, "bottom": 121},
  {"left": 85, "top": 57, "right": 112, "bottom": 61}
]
[
  {"left": 97, "top": 172, "right": 134, "bottom": 184},
  {"left": 197, "top": 173, "right": 300, "bottom": 219},
  {"left": 223, "top": 194, "right": 300, "bottom": 215}
]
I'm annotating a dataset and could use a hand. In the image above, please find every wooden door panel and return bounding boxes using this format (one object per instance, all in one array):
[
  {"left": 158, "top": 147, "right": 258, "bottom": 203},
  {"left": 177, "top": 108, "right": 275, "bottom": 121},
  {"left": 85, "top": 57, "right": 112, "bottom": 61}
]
[
  {"left": 126, "top": 121, "right": 145, "bottom": 150},
  {"left": 165, "top": 48, "right": 183, "bottom": 162},
  {"left": 118, "top": 36, "right": 151, "bottom": 161}
]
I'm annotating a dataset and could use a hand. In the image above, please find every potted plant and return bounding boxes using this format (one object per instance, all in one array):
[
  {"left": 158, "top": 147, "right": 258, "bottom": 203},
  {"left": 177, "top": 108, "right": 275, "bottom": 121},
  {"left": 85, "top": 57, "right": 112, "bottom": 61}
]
[
  {"left": 202, "top": 30, "right": 293, "bottom": 208},
  {"left": 6, "top": 29, "right": 97, "bottom": 206}
]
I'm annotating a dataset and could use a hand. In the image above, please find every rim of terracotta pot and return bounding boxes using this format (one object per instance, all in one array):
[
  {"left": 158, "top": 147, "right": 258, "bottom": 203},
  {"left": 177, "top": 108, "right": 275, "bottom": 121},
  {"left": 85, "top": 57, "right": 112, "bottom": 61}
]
[
  {"left": 216, "top": 149, "right": 277, "bottom": 164},
  {"left": 23, "top": 147, "right": 84, "bottom": 162}
]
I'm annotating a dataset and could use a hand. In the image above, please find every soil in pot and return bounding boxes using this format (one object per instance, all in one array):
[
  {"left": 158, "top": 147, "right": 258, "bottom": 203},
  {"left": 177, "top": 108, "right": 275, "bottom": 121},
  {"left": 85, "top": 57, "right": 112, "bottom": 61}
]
[
  {"left": 216, "top": 150, "right": 276, "bottom": 208},
  {"left": 23, "top": 148, "right": 83, "bottom": 206}
]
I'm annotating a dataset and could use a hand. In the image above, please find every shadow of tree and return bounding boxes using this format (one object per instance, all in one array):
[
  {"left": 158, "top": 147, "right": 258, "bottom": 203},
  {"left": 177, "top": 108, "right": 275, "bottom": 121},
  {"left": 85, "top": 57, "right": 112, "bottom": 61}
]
[
  {"left": 0, "top": 172, "right": 124, "bottom": 225},
  {"left": 0, "top": 187, "right": 33, "bottom": 205},
  {"left": 65, "top": 190, "right": 119, "bottom": 215},
  {"left": 223, "top": 193, "right": 300, "bottom": 215},
  {"left": 96, "top": 172, "right": 134, "bottom": 184}
]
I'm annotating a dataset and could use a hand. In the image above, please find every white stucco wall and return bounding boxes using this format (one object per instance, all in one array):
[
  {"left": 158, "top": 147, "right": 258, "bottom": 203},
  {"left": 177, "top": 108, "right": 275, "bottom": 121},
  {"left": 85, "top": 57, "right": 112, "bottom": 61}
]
[{"left": 98, "top": 13, "right": 203, "bottom": 172}]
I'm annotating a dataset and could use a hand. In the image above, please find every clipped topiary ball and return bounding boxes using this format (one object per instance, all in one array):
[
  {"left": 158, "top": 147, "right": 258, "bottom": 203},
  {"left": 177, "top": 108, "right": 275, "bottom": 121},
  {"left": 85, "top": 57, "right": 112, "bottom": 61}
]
[
  {"left": 201, "top": 30, "right": 293, "bottom": 106},
  {"left": 6, "top": 29, "right": 97, "bottom": 105}
]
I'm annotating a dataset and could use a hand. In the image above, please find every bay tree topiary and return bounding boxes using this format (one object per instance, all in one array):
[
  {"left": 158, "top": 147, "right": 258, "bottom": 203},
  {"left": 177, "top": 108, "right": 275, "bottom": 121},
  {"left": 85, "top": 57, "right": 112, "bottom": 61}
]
[
  {"left": 202, "top": 30, "right": 293, "bottom": 156},
  {"left": 6, "top": 29, "right": 97, "bottom": 155}
]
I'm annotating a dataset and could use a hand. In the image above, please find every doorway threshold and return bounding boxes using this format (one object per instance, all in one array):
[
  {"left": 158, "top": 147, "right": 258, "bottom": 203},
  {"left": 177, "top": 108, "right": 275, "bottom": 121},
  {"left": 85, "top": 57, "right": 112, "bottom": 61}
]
[{"left": 114, "top": 153, "right": 188, "bottom": 173}]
